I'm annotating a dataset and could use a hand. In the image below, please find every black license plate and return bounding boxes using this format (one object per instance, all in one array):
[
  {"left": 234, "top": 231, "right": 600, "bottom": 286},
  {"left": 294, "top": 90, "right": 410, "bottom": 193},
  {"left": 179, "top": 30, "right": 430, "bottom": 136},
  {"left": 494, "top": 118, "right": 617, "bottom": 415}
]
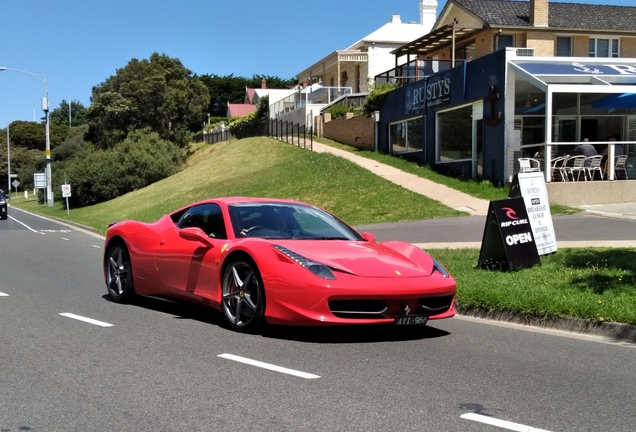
[{"left": 394, "top": 315, "right": 428, "bottom": 326}]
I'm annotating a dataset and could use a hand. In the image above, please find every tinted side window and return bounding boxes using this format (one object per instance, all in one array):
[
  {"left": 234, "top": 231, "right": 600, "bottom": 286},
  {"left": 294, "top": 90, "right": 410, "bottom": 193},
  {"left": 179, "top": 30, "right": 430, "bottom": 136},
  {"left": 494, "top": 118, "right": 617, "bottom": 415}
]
[{"left": 178, "top": 203, "right": 227, "bottom": 239}]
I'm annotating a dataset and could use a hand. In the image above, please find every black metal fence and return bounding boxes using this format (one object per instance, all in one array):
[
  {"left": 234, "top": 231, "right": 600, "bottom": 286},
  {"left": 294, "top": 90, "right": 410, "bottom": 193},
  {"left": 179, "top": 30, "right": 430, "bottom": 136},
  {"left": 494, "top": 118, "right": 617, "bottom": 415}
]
[
  {"left": 267, "top": 119, "right": 313, "bottom": 151},
  {"left": 194, "top": 129, "right": 232, "bottom": 144}
]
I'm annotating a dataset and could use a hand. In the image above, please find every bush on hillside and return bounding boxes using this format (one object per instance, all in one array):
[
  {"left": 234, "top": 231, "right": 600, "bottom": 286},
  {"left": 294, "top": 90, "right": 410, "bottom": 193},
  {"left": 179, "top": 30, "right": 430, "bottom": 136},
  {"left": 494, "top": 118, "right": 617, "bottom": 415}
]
[
  {"left": 324, "top": 104, "right": 351, "bottom": 119},
  {"left": 228, "top": 96, "right": 269, "bottom": 139},
  {"left": 63, "top": 130, "right": 183, "bottom": 207}
]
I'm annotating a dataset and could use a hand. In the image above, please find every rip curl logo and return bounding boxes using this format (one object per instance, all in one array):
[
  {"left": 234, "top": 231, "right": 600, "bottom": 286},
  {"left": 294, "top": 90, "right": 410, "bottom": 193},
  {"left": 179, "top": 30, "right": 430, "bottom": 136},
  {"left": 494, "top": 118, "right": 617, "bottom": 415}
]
[
  {"left": 501, "top": 207, "right": 519, "bottom": 220},
  {"left": 572, "top": 62, "right": 603, "bottom": 74}
]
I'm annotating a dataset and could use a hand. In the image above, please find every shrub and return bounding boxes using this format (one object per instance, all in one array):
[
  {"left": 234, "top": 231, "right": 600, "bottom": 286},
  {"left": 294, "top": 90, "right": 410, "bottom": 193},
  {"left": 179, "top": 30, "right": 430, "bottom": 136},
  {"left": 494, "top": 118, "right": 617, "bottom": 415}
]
[
  {"left": 362, "top": 82, "right": 398, "bottom": 116},
  {"left": 63, "top": 130, "right": 183, "bottom": 206},
  {"left": 325, "top": 104, "right": 351, "bottom": 119}
]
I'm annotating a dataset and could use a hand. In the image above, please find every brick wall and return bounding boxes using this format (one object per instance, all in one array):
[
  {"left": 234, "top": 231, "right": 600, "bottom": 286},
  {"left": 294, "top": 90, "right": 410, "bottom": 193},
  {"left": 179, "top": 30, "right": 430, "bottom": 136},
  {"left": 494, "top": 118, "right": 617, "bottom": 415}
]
[
  {"left": 621, "top": 37, "right": 636, "bottom": 58},
  {"left": 526, "top": 31, "right": 554, "bottom": 56},
  {"left": 321, "top": 113, "right": 375, "bottom": 150},
  {"left": 572, "top": 35, "right": 589, "bottom": 57}
]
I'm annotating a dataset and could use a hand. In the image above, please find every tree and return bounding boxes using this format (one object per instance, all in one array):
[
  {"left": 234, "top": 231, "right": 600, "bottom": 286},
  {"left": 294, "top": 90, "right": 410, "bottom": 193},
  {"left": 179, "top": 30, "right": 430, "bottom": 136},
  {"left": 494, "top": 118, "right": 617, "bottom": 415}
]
[
  {"left": 2, "top": 121, "right": 68, "bottom": 151},
  {"left": 50, "top": 100, "right": 88, "bottom": 127},
  {"left": 85, "top": 53, "right": 210, "bottom": 149}
]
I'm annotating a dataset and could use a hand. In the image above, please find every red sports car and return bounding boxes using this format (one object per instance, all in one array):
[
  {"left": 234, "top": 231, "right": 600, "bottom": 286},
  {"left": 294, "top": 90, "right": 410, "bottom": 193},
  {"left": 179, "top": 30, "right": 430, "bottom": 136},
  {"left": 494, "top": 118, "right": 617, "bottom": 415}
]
[{"left": 103, "top": 197, "right": 456, "bottom": 331}]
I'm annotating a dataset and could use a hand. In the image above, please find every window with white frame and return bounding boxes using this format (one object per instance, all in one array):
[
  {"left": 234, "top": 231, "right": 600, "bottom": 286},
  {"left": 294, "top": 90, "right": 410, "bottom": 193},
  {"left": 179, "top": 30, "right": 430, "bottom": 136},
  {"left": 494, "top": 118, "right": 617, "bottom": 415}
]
[
  {"left": 389, "top": 117, "right": 423, "bottom": 153},
  {"left": 589, "top": 38, "right": 619, "bottom": 58},
  {"left": 556, "top": 37, "right": 571, "bottom": 57}
]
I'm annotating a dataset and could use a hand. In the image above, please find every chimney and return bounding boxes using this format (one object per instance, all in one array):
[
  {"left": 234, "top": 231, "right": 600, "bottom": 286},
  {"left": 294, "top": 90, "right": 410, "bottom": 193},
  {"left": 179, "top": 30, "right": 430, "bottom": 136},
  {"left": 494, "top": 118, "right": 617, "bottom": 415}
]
[
  {"left": 261, "top": 78, "right": 267, "bottom": 89},
  {"left": 529, "top": 0, "right": 549, "bottom": 27},
  {"left": 390, "top": 14, "right": 401, "bottom": 24},
  {"left": 419, "top": 0, "right": 438, "bottom": 32}
]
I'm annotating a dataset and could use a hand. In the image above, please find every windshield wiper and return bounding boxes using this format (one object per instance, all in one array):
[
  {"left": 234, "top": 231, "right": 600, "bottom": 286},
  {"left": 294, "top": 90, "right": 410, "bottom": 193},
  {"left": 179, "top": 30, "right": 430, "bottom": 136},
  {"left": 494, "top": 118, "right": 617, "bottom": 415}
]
[{"left": 308, "top": 236, "right": 350, "bottom": 240}]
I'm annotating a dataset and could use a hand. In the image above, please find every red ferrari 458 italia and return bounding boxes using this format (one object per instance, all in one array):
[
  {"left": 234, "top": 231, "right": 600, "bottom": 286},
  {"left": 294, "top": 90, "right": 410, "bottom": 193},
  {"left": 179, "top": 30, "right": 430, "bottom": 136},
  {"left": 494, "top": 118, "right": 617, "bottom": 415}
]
[{"left": 103, "top": 197, "right": 456, "bottom": 331}]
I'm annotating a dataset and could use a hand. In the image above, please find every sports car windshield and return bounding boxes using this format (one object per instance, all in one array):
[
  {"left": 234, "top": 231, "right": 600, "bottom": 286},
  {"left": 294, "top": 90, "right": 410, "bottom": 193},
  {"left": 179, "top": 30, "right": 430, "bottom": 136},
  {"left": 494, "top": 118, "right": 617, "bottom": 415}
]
[{"left": 229, "top": 203, "right": 363, "bottom": 241}]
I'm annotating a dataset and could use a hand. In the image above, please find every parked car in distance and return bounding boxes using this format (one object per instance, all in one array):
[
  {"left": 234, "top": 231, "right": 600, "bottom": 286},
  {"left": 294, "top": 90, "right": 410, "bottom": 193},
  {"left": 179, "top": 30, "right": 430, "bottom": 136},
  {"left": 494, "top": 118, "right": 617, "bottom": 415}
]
[
  {"left": 0, "top": 190, "right": 7, "bottom": 220},
  {"left": 103, "top": 197, "right": 456, "bottom": 332}
]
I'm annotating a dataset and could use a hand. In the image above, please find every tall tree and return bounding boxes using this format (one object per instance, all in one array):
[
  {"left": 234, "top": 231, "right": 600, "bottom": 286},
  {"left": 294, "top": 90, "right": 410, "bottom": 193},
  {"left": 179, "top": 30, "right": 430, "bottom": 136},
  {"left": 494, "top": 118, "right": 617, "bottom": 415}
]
[
  {"left": 85, "top": 53, "right": 210, "bottom": 148},
  {"left": 50, "top": 99, "right": 88, "bottom": 127}
]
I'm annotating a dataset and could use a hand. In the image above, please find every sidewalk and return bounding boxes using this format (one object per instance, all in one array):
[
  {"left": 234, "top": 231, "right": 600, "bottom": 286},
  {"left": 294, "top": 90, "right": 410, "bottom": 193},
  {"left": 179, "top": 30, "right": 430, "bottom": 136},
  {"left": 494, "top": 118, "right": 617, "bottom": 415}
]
[
  {"left": 310, "top": 142, "right": 490, "bottom": 216},
  {"left": 311, "top": 140, "right": 636, "bottom": 222}
]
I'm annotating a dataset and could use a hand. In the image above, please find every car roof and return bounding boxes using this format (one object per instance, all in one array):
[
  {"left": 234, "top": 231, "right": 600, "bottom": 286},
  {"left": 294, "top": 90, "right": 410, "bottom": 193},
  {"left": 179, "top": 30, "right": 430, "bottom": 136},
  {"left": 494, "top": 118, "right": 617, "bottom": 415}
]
[{"left": 201, "top": 197, "right": 306, "bottom": 206}]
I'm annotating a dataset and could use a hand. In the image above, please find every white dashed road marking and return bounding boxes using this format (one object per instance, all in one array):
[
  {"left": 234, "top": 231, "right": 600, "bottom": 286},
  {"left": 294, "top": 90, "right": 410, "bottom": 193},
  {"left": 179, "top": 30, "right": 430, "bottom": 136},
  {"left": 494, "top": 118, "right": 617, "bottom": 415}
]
[
  {"left": 461, "top": 413, "right": 551, "bottom": 431},
  {"left": 91, "top": 245, "right": 102, "bottom": 249},
  {"left": 61, "top": 237, "right": 70, "bottom": 241},
  {"left": 0, "top": 291, "right": 9, "bottom": 297},
  {"left": 59, "top": 313, "right": 114, "bottom": 327},
  {"left": 218, "top": 353, "right": 320, "bottom": 379}
]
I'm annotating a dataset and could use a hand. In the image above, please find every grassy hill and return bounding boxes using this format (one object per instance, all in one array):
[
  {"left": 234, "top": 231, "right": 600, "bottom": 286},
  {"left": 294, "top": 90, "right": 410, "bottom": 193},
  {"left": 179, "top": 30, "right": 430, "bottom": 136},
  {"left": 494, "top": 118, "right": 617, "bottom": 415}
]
[{"left": 12, "top": 137, "right": 464, "bottom": 233}]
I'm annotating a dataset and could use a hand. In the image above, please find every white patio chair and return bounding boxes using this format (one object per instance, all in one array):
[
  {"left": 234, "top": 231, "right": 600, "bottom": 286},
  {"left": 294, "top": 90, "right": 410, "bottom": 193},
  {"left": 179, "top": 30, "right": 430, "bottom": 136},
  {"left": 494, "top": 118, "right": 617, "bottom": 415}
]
[
  {"left": 550, "top": 156, "right": 568, "bottom": 182},
  {"left": 518, "top": 157, "right": 541, "bottom": 173},
  {"left": 585, "top": 155, "right": 603, "bottom": 181},
  {"left": 614, "top": 155, "right": 628, "bottom": 180},
  {"left": 563, "top": 155, "right": 586, "bottom": 181}
]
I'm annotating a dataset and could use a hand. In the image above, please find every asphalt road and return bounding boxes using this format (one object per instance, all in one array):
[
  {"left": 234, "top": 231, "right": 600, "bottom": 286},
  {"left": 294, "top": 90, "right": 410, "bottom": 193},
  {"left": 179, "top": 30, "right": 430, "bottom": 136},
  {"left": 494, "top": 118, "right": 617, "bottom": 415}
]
[
  {"left": 356, "top": 213, "right": 636, "bottom": 243},
  {"left": 1, "top": 206, "right": 635, "bottom": 431}
]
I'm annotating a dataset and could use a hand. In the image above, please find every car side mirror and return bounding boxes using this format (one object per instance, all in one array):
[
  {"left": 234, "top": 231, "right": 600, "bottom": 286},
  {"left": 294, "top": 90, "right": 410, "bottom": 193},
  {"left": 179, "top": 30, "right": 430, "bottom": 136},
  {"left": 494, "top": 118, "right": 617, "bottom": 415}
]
[
  {"left": 179, "top": 227, "right": 212, "bottom": 245},
  {"left": 361, "top": 232, "right": 376, "bottom": 242}
]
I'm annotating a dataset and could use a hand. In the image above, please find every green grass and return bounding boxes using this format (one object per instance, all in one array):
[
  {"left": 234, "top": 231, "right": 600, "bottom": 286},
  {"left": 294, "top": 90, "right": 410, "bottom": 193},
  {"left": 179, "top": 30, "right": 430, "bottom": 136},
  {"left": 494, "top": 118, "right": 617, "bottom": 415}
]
[
  {"left": 11, "top": 137, "right": 464, "bottom": 234},
  {"left": 431, "top": 247, "right": 636, "bottom": 324},
  {"left": 314, "top": 137, "right": 582, "bottom": 215}
]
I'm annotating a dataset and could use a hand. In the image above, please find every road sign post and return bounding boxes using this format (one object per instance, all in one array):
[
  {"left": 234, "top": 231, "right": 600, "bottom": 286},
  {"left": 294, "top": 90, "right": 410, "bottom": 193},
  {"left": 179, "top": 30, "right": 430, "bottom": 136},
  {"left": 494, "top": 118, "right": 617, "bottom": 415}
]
[
  {"left": 12, "top": 179, "right": 19, "bottom": 195},
  {"left": 61, "top": 184, "right": 71, "bottom": 215}
]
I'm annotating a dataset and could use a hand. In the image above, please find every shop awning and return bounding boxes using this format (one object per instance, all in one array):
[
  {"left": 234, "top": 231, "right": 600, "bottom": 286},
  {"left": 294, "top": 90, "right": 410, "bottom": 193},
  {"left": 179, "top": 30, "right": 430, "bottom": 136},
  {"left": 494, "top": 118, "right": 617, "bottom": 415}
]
[{"left": 509, "top": 58, "right": 636, "bottom": 93}]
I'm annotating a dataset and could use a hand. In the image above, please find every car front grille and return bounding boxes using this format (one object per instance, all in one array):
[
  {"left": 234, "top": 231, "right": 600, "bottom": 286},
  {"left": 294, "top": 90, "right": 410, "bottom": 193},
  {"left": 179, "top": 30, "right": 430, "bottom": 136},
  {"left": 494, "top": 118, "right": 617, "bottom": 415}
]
[{"left": 329, "top": 295, "right": 453, "bottom": 319}]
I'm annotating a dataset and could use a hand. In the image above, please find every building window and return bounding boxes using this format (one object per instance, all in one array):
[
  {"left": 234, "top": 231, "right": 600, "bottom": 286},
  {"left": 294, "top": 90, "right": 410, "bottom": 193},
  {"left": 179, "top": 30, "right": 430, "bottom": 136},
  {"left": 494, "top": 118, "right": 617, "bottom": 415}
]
[
  {"left": 497, "top": 34, "right": 515, "bottom": 50},
  {"left": 556, "top": 37, "right": 571, "bottom": 57},
  {"left": 438, "top": 105, "right": 472, "bottom": 161},
  {"left": 389, "top": 117, "right": 423, "bottom": 153},
  {"left": 589, "top": 38, "right": 619, "bottom": 58},
  {"left": 454, "top": 40, "right": 476, "bottom": 60}
]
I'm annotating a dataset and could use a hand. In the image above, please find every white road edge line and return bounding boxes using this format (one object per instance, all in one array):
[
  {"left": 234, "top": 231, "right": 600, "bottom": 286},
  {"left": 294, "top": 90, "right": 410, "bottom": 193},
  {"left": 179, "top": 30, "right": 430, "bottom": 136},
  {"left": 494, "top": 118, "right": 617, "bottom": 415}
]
[
  {"left": 7, "top": 215, "right": 38, "bottom": 233},
  {"left": 0, "top": 291, "right": 9, "bottom": 296},
  {"left": 461, "top": 413, "right": 551, "bottom": 432},
  {"left": 59, "top": 313, "right": 114, "bottom": 327},
  {"left": 218, "top": 353, "right": 320, "bottom": 379}
]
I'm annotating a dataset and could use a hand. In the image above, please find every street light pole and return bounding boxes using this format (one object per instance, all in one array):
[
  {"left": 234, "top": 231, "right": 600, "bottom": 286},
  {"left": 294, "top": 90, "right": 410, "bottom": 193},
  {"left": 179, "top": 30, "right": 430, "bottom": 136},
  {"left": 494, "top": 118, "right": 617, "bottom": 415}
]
[
  {"left": 0, "top": 66, "right": 54, "bottom": 206},
  {"left": 6, "top": 123, "right": 9, "bottom": 196}
]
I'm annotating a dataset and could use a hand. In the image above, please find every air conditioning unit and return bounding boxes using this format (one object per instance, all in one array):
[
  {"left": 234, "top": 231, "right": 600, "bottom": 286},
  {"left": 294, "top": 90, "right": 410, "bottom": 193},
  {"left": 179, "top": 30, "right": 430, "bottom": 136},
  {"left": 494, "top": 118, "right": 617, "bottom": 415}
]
[{"left": 515, "top": 48, "right": 535, "bottom": 57}]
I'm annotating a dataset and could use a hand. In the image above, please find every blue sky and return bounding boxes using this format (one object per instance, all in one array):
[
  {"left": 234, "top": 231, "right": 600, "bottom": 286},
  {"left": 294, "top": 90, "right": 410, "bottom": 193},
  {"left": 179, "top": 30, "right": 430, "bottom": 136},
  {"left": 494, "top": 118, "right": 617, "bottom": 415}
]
[{"left": 0, "top": 0, "right": 633, "bottom": 125}]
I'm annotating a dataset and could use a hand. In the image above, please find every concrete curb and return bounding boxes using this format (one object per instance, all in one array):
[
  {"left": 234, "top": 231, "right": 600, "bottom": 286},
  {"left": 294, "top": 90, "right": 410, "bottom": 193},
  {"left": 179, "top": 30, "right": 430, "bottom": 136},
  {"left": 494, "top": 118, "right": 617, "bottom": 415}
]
[{"left": 457, "top": 305, "right": 636, "bottom": 343}]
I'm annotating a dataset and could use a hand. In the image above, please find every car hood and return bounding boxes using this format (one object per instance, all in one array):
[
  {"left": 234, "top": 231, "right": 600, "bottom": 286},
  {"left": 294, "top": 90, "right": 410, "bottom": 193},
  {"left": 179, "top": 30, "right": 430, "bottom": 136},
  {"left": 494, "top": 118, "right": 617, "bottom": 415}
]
[{"left": 273, "top": 240, "right": 434, "bottom": 278}]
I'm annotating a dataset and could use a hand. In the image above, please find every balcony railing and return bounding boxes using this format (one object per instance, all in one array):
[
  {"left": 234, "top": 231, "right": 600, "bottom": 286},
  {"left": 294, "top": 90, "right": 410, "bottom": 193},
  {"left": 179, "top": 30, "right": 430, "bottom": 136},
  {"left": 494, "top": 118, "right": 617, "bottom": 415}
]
[
  {"left": 375, "top": 59, "right": 464, "bottom": 86},
  {"left": 270, "top": 85, "right": 352, "bottom": 118}
]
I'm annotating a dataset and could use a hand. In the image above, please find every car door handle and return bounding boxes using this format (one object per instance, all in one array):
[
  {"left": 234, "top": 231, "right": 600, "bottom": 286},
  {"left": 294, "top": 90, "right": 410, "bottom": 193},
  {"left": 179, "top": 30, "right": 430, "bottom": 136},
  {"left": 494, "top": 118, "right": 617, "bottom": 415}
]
[{"left": 159, "top": 239, "right": 166, "bottom": 245}]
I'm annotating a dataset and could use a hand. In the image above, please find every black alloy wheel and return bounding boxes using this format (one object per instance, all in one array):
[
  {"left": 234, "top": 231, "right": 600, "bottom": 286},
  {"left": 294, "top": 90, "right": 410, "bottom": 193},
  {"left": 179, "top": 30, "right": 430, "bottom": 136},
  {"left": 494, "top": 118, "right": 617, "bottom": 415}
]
[
  {"left": 221, "top": 259, "right": 265, "bottom": 332},
  {"left": 105, "top": 243, "right": 135, "bottom": 303}
]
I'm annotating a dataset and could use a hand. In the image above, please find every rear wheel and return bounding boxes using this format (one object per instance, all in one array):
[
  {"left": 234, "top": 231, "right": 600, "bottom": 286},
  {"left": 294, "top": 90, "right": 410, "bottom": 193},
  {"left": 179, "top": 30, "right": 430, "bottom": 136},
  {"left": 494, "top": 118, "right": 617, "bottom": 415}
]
[
  {"left": 221, "top": 259, "right": 265, "bottom": 332},
  {"left": 105, "top": 243, "right": 135, "bottom": 303}
]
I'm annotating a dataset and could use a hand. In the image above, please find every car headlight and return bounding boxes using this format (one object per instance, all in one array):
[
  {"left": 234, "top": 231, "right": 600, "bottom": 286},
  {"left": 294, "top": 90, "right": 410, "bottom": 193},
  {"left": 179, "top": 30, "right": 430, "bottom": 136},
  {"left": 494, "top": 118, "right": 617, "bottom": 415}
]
[
  {"left": 433, "top": 259, "right": 450, "bottom": 278},
  {"left": 273, "top": 245, "right": 336, "bottom": 280}
]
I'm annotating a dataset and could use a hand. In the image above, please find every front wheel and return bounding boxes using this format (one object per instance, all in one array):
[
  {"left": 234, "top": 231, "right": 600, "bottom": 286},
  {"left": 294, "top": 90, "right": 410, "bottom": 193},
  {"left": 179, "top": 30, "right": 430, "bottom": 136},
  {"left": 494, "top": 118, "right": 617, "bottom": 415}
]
[
  {"left": 221, "top": 259, "right": 265, "bottom": 332},
  {"left": 105, "top": 243, "right": 135, "bottom": 303}
]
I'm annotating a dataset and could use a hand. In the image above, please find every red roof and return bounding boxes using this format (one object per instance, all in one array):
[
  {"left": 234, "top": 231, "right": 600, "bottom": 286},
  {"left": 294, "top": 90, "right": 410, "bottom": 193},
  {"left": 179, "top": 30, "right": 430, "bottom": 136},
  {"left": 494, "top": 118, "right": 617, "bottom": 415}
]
[{"left": 227, "top": 103, "right": 257, "bottom": 118}]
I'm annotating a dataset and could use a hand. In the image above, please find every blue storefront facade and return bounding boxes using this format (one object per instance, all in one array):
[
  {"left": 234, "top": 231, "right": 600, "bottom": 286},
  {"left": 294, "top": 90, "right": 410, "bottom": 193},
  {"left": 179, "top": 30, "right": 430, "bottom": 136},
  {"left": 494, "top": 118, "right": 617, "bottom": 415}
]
[{"left": 377, "top": 48, "right": 636, "bottom": 186}]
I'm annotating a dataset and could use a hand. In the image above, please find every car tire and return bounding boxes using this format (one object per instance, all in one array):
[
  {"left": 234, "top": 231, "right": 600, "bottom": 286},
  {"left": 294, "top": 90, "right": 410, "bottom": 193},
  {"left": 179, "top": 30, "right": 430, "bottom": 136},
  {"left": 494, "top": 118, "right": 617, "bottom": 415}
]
[
  {"left": 221, "top": 259, "right": 265, "bottom": 332},
  {"left": 105, "top": 242, "right": 135, "bottom": 303}
]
